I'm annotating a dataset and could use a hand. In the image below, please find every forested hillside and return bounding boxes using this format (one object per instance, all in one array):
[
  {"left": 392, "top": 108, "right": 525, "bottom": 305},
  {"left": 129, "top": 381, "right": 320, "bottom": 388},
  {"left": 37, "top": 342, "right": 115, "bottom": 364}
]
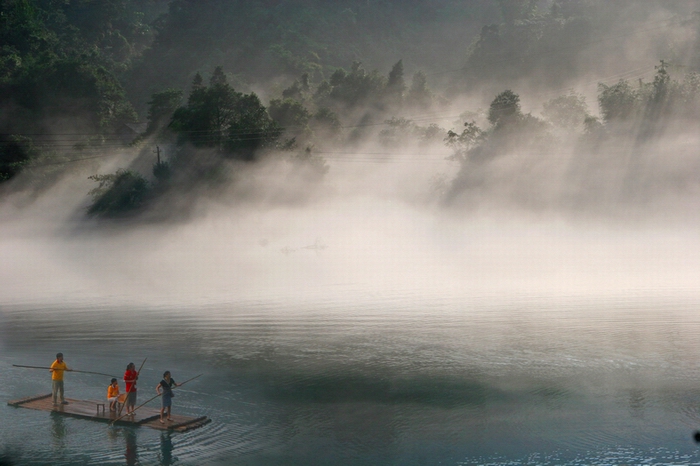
[{"left": 2, "top": 0, "right": 700, "bottom": 218}]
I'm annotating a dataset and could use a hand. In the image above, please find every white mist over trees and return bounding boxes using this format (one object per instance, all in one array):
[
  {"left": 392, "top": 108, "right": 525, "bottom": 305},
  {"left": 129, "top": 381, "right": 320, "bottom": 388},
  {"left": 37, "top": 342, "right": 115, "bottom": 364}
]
[
  {"left": 0, "top": 0, "right": 699, "bottom": 310},
  {"left": 1, "top": 0, "right": 700, "bottom": 221}
]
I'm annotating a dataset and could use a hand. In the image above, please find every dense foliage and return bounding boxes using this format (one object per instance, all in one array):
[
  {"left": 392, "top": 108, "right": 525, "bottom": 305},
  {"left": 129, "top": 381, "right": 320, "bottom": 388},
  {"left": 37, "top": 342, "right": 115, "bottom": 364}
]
[
  {"left": 0, "top": 0, "right": 164, "bottom": 190},
  {"left": 87, "top": 169, "right": 149, "bottom": 216},
  {"left": 2, "top": 0, "right": 700, "bottom": 217},
  {"left": 169, "top": 67, "right": 280, "bottom": 159},
  {"left": 445, "top": 61, "right": 700, "bottom": 207}
]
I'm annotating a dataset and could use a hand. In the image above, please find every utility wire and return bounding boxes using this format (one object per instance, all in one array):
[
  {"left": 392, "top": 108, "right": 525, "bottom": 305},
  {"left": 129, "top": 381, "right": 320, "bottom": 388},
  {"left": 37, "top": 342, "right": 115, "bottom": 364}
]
[
  {"left": 0, "top": 62, "right": 677, "bottom": 147},
  {"left": 0, "top": 61, "right": 679, "bottom": 147},
  {"left": 21, "top": 154, "right": 127, "bottom": 168}
]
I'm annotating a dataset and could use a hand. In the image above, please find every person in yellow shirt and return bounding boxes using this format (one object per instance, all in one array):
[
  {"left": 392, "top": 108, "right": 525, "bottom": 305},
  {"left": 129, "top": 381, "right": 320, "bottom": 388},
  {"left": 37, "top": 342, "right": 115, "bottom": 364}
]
[
  {"left": 50, "top": 352, "right": 71, "bottom": 406},
  {"left": 107, "top": 378, "right": 120, "bottom": 412}
]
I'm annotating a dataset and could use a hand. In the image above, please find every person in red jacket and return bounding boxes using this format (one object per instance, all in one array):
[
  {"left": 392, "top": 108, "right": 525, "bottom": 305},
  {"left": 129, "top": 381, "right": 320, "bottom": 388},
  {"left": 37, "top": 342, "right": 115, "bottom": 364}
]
[{"left": 123, "top": 362, "right": 139, "bottom": 415}]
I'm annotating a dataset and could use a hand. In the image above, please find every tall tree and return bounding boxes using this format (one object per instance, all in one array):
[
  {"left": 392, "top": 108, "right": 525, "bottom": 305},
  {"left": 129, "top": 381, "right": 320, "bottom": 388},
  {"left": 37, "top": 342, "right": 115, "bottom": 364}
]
[
  {"left": 405, "top": 71, "right": 432, "bottom": 108},
  {"left": 225, "top": 93, "right": 280, "bottom": 160},
  {"left": 170, "top": 67, "right": 279, "bottom": 160},
  {"left": 146, "top": 88, "right": 183, "bottom": 135},
  {"left": 386, "top": 59, "right": 406, "bottom": 107},
  {"left": 488, "top": 89, "right": 521, "bottom": 127},
  {"left": 598, "top": 80, "right": 638, "bottom": 124}
]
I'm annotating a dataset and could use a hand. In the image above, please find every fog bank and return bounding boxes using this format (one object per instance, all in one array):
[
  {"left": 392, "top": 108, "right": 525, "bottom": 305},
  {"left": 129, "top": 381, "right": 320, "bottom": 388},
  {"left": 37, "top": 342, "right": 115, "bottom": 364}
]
[{"left": 2, "top": 153, "right": 698, "bottom": 310}]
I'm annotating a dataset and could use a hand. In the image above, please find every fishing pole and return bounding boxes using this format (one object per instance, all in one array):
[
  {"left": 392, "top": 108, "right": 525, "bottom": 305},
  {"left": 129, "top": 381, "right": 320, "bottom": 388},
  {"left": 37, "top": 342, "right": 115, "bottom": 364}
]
[
  {"left": 109, "top": 373, "right": 203, "bottom": 426},
  {"left": 12, "top": 364, "right": 117, "bottom": 378}
]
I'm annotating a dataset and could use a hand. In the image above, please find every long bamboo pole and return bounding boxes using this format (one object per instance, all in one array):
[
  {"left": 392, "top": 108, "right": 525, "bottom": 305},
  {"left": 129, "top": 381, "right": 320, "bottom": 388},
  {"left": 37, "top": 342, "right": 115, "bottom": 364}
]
[
  {"left": 118, "top": 357, "right": 147, "bottom": 416},
  {"left": 109, "top": 373, "right": 203, "bottom": 426},
  {"left": 12, "top": 364, "right": 117, "bottom": 378}
]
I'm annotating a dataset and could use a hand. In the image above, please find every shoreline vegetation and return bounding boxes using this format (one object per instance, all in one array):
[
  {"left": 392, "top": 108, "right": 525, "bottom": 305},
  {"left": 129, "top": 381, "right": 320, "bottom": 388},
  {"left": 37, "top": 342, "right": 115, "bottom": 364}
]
[{"left": 2, "top": 1, "right": 700, "bottom": 219}]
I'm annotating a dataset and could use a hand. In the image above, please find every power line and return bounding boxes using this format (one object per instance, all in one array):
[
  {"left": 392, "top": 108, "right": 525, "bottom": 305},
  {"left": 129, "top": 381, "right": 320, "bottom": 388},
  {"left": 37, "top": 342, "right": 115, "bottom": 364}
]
[
  {"left": 533, "top": 65, "right": 658, "bottom": 99},
  {"left": 21, "top": 153, "right": 126, "bottom": 168},
  {"left": 0, "top": 58, "right": 684, "bottom": 147},
  {"left": 0, "top": 112, "right": 465, "bottom": 141}
]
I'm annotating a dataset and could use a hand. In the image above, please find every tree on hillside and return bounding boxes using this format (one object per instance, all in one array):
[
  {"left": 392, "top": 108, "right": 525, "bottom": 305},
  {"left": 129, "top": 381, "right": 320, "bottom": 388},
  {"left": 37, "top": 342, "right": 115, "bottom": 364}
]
[
  {"left": 461, "top": 2, "right": 599, "bottom": 89},
  {"left": 445, "top": 90, "right": 551, "bottom": 202},
  {"left": 445, "top": 121, "right": 484, "bottom": 163},
  {"left": 0, "top": 0, "right": 50, "bottom": 58},
  {"left": 405, "top": 71, "right": 432, "bottom": 108},
  {"left": 170, "top": 68, "right": 243, "bottom": 149},
  {"left": 488, "top": 89, "right": 521, "bottom": 127},
  {"left": 145, "top": 88, "right": 183, "bottom": 136},
  {"left": 597, "top": 80, "right": 639, "bottom": 124},
  {"left": 268, "top": 98, "right": 311, "bottom": 132},
  {"left": 87, "top": 169, "right": 150, "bottom": 216},
  {"left": 0, "top": 135, "right": 34, "bottom": 181},
  {"left": 170, "top": 67, "right": 279, "bottom": 160},
  {"left": 644, "top": 60, "right": 676, "bottom": 124},
  {"left": 542, "top": 92, "right": 589, "bottom": 131},
  {"left": 225, "top": 93, "right": 280, "bottom": 161},
  {"left": 282, "top": 73, "right": 311, "bottom": 101},
  {"left": 312, "top": 80, "right": 333, "bottom": 108},
  {"left": 328, "top": 62, "right": 385, "bottom": 108},
  {"left": 311, "top": 107, "right": 341, "bottom": 138},
  {"left": 8, "top": 58, "right": 138, "bottom": 134},
  {"left": 386, "top": 59, "right": 406, "bottom": 107}
]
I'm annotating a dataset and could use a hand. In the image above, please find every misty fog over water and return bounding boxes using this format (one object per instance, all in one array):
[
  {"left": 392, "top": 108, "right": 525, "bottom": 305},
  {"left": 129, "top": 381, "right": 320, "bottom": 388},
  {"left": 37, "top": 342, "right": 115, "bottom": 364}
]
[
  {"left": 3, "top": 154, "right": 700, "bottom": 464},
  {"left": 3, "top": 0, "right": 700, "bottom": 464},
  {"left": 3, "top": 156, "right": 699, "bottom": 308}
]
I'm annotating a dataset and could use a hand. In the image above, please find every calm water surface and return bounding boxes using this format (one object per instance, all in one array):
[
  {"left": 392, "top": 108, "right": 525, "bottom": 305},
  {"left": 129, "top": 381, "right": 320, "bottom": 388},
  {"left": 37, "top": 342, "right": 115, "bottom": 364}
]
[{"left": 2, "top": 290, "right": 700, "bottom": 465}]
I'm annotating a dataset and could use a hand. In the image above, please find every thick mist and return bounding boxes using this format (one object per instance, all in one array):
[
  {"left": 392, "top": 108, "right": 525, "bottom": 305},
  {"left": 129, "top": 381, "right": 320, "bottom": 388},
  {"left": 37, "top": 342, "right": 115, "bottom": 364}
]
[
  {"left": 2, "top": 134, "right": 699, "bottom": 311},
  {"left": 6, "top": 4, "right": 700, "bottom": 466},
  {"left": 3, "top": 0, "right": 700, "bottom": 311}
]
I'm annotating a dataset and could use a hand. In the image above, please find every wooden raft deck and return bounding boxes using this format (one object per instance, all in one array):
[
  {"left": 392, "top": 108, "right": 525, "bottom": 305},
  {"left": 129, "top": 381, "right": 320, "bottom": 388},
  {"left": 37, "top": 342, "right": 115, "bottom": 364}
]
[{"left": 8, "top": 394, "right": 211, "bottom": 432}]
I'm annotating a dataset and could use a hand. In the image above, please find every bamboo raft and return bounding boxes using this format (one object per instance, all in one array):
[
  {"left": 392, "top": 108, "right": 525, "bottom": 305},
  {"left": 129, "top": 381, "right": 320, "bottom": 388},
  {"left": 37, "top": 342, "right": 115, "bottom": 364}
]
[{"left": 8, "top": 394, "right": 211, "bottom": 432}]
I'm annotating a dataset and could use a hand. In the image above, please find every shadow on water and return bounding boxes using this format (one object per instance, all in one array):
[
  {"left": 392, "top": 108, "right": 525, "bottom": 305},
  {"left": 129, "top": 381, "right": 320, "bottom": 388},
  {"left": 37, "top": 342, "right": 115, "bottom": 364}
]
[
  {"left": 263, "top": 373, "right": 494, "bottom": 408},
  {"left": 123, "top": 428, "right": 176, "bottom": 466},
  {"left": 160, "top": 432, "right": 174, "bottom": 466},
  {"left": 213, "top": 352, "right": 507, "bottom": 408},
  {"left": 124, "top": 428, "right": 138, "bottom": 466},
  {"left": 50, "top": 412, "right": 67, "bottom": 450},
  {"left": 0, "top": 449, "right": 19, "bottom": 466}
]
